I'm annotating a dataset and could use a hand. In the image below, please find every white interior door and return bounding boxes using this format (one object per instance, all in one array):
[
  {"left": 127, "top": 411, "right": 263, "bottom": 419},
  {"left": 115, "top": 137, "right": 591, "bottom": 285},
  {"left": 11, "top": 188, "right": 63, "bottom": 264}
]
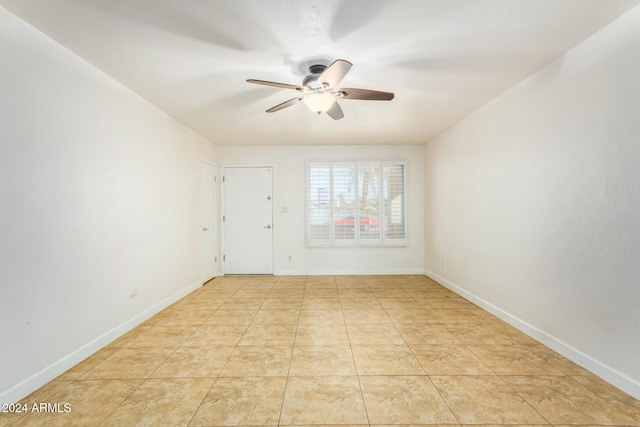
[
  {"left": 223, "top": 167, "right": 273, "bottom": 274},
  {"left": 201, "top": 161, "right": 217, "bottom": 282}
]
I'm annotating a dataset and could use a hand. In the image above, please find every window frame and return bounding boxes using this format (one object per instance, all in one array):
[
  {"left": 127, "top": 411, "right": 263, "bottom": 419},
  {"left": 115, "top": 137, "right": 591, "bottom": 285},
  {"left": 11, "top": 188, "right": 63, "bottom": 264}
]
[{"left": 305, "top": 159, "right": 408, "bottom": 248}]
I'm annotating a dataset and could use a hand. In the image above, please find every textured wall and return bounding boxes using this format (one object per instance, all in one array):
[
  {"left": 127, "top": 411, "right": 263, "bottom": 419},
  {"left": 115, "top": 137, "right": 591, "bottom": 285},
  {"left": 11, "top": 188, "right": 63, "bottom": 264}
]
[
  {"left": 424, "top": 6, "right": 640, "bottom": 398},
  {"left": 0, "top": 8, "right": 215, "bottom": 403}
]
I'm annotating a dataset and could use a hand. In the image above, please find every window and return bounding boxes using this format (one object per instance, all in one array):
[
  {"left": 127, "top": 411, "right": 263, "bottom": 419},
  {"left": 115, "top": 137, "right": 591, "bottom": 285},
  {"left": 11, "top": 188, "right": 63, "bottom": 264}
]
[{"left": 306, "top": 160, "right": 407, "bottom": 247}]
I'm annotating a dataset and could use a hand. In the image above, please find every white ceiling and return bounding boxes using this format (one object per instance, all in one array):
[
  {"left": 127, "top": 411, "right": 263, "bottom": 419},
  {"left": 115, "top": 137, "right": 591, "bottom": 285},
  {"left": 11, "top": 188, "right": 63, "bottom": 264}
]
[{"left": 2, "top": 0, "right": 638, "bottom": 146}]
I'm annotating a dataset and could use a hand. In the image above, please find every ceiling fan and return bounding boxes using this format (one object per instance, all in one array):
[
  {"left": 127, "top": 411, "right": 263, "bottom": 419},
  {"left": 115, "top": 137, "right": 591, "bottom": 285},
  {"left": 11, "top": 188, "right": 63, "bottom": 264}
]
[{"left": 246, "top": 59, "right": 394, "bottom": 120}]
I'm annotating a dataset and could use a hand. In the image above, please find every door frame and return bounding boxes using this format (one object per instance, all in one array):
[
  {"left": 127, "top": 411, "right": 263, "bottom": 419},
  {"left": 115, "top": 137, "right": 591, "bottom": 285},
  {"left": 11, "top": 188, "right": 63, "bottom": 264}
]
[
  {"left": 201, "top": 160, "right": 218, "bottom": 282},
  {"left": 221, "top": 164, "right": 275, "bottom": 275}
]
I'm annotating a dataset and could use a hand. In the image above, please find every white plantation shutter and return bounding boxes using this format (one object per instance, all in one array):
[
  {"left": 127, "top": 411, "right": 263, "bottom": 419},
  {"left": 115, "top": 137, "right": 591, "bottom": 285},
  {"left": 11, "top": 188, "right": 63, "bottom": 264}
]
[
  {"left": 332, "top": 162, "right": 357, "bottom": 246},
  {"left": 382, "top": 161, "right": 407, "bottom": 245},
  {"left": 306, "top": 163, "right": 331, "bottom": 246},
  {"left": 357, "top": 162, "right": 382, "bottom": 245},
  {"left": 306, "top": 160, "right": 407, "bottom": 247}
]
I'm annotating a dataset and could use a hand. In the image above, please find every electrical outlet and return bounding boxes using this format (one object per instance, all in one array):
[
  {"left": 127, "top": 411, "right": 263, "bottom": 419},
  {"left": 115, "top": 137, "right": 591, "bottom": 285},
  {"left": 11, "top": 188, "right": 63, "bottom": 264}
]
[{"left": 130, "top": 288, "right": 140, "bottom": 299}]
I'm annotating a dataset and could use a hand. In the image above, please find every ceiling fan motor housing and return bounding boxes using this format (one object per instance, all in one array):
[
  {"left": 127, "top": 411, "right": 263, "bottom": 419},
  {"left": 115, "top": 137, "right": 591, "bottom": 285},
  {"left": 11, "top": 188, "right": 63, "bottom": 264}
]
[{"left": 302, "top": 64, "right": 328, "bottom": 91}]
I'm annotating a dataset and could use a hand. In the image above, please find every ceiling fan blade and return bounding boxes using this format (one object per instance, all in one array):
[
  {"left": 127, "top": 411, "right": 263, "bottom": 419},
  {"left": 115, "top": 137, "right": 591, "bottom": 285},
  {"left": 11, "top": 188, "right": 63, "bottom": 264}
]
[
  {"left": 325, "top": 100, "right": 344, "bottom": 120},
  {"left": 265, "top": 97, "right": 303, "bottom": 113},
  {"left": 320, "top": 59, "right": 353, "bottom": 88},
  {"left": 247, "top": 79, "right": 303, "bottom": 91},
  {"left": 339, "top": 88, "right": 394, "bottom": 101}
]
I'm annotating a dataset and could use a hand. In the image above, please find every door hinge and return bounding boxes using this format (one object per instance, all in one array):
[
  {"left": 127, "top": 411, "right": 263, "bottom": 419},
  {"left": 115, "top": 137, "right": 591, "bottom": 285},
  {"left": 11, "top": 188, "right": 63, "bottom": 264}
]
[
  {"left": 223, "top": 215, "right": 225, "bottom": 222},
  {"left": 222, "top": 176, "right": 225, "bottom": 183},
  {"left": 223, "top": 255, "right": 226, "bottom": 261},
  {"left": 214, "top": 256, "right": 217, "bottom": 262},
  {"left": 214, "top": 176, "right": 217, "bottom": 182}
]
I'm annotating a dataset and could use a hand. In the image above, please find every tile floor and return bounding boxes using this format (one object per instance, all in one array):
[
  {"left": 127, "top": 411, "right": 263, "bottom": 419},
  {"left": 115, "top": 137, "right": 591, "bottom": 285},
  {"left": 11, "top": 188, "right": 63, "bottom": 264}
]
[{"left": 2, "top": 275, "right": 639, "bottom": 426}]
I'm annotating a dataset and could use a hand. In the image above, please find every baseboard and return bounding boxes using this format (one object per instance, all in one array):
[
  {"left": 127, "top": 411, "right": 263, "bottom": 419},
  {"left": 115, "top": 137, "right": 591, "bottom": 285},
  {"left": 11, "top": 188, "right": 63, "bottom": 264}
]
[
  {"left": 276, "top": 268, "right": 425, "bottom": 276},
  {"left": 1, "top": 278, "right": 202, "bottom": 405},
  {"left": 424, "top": 270, "right": 640, "bottom": 400}
]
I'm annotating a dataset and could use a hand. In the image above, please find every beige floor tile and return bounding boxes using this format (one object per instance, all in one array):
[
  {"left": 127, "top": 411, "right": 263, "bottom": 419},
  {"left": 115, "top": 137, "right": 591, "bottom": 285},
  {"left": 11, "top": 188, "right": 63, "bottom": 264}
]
[
  {"left": 351, "top": 345, "right": 425, "bottom": 375},
  {"left": 360, "top": 376, "right": 458, "bottom": 424},
  {"left": 417, "top": 296, "right": 468, "bottom": 309},
  {"left": 431, "top": 375, "right": 548, "bottom": 424},
  {"left": 339, "top": 297, "right": 382, "bottom": 308},
  {"left": 492, "top": 325, "right": 541, "bottom": 345},
  {"left": 372, "top": 288, "right": 411, "bottom": 297},
  {"left": 280, "top": 376, "right": 368, "bottom": 425},
  {"left": 429, "top": 307, "right": 483, "bottom": 323},
  {"left": 338, "top": 288, "right": 375, "bottom": 297},
  {"left": 572, "top": 375, "right": 640, "bottom": 421},
  {"left": 295, "top": 323, "right": 350, "bottom": 345},
  {"left": 203, "top": 309, "right": 256, "bottom": 326},
  {"left": 268, "top": 289, "right": 305, "bottom": 298},
  {"left": 56, "top": 348, "right": 118, "bottom": 380},
  {"left": 232, "top": 289, "right": 271, "bottom": 298},
  {"left": 385, "top": 307, "right": 439, "bottom": 324},
  {"left": 445, "top": 323, "right": 523, "bottom": 345},
  {"left": 468, "top": 345, "right": 566, "bottom": 375},
  {"left": 531, "top": 346, "right": 594, "bottom": 376},
  {"left": 336, "top": 282, "right": 370, "bottom": 290},
  {"left": 411, "top": 344, "right": 493, "bottom": 375},
  {"left": 14, "top": 275, "right": 638, "bottom": 427},
  {"left": 404, "top": 288, "right": 445, "bottom": 297},
  {"left": 219, "top": 297, "right": 265, "bottom": 310},
  {"left": 209, "top": 282, "right": 244, "bottom": 291},
  {"left": 376, "top": 297, "right": 422, "bottom": 309},
  {"left": 246, "top": 275, "right": 279, "bottom": 283},
  {"left": 0, "top": 379, "right": 75, "bottom": 425},
  {"left": 396, "top": 323, "right": 461, "bottom": 345},
  {"left": 343, "top": 308, "right": 393, "bottom": 324},
  {"left": 81, "top": 347, "right": 176, "bottom": 380},
  {"left": 199, "top": 286, "right": 236, "bottom": 302},
  {"left": 289, "top": 346, "right": 356, "bottom": 376},
  {"left": 346, "top": 324, "right": 405, "bottom": 345},
  {"left": 150, "top": 346, "right": 234, "bottom": 378},
  {"left": 272, "top": 280, "right": 307, "bottom": 289},
  {"left": 261, "top": 297, "right": 303, "bottom": 309},
  {"left": 503, "top": 375, "right": 639, "bottom": 425},
  {"left": 139, "top": 311, "right": 170, "bottom": 326},
  {"left": 105, "top": 326, "right": 152, "bottom": 348},
  {"left": 124, "top": 325, "right": 198, "bottom": 347},
  {"left": 238, "top": 323, "right": 297, "bottom": 346},
  {"left": 298, "top": 308, "right": 345, "bottom": 325},
  {"left": 154, "top": 309, "right": 214, "bottom": 326},
  {"left": 101, "top": 378, "right": 213, "bottom": 426},
  {"left": 301, "top": 297, "right": 342, "bottom": 309},
  {"left": 304, "top": 288, "right": 340, "bottom": 297},
  {"left": 183, "top": 324, "right": 248, "bottom": 346},
  {"left": 251, "top": 308, "right": 300, "bottom": 324},
  {"left": 19, "top": 380, "right": 73, "bottom": 404},
  {"left": 11, "top": 380, "right": 141, "bottom": 427},
  {"left": 169, "top": 297, "right": 225, "bottom": 312},
  {"left": 190, "top": 376, "right": 286, "bottom": 426},
  {"left": 0, "top": 411, "right": 25, "bottom": 426},
  {"left": 220, "top": 346, "right": 292, "bottom": 377},
  {"left": 305, "top": 278, "right": 337, "bottom": 288}
]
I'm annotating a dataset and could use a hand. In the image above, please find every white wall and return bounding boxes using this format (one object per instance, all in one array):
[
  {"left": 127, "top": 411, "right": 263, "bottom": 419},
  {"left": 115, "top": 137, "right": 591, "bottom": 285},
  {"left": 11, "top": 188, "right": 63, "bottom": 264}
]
[
  {"left": 217, "top": 145, "right": 424, "bottom": 275},
  {"left": 424, "top": 6, "right": 640, "bottom": 398},
  {"left": 0, "top": 8, "right": 216, "bottom": 404}
]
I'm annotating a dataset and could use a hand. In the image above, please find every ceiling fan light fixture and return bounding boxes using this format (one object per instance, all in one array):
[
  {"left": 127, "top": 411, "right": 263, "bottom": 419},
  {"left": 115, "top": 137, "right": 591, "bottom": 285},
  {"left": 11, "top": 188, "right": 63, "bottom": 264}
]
[
  {"left": 247, "top": 59, "right": 394, "bottom": 120},
  {"left": 303, "top": 93, "right": 335, "bottom": 115}
]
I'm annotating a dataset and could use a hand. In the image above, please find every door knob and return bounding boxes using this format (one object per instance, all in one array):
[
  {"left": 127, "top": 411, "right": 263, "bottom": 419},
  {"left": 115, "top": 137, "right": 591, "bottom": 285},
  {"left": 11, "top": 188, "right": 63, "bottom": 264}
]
[
  {"left": 264, "top": 224, "right": 271, "bottom": 229},
  {"left": 202, "top": 227, "right": 209, "bottom": 231}
]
